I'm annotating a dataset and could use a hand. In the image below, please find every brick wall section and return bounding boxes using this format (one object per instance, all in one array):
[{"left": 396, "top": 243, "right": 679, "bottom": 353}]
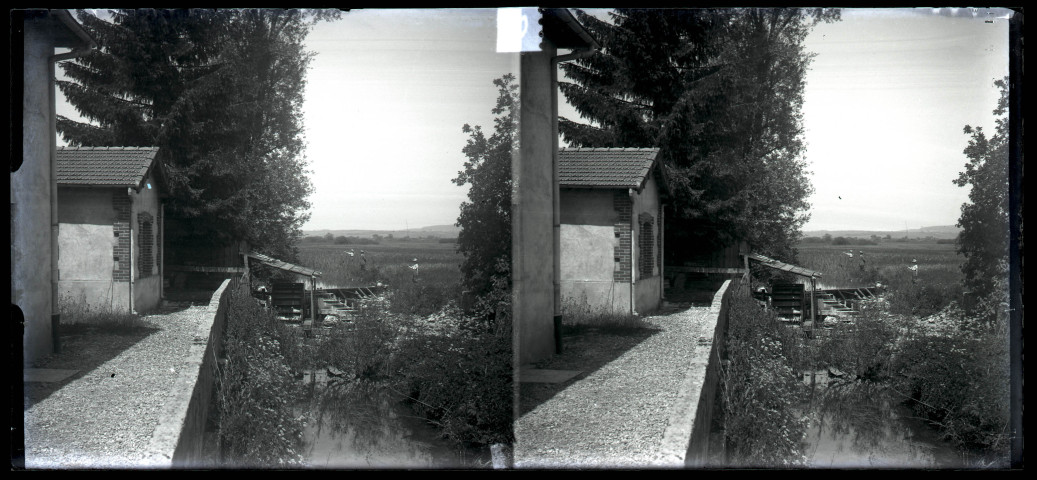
[
  {"left": 113, "top": 191, "right": 131, "bottom": 282},
  {"left": 613, "top": 191, "right": 632, "bottom": 282}
]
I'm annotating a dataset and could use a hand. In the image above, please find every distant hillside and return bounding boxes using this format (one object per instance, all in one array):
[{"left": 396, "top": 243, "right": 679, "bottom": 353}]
[
  {"left": 802, "top": 225, "right": 960, "bottom": 240},
  {"left": 303, "top": 224, "right": 460, "bottom": 239}
]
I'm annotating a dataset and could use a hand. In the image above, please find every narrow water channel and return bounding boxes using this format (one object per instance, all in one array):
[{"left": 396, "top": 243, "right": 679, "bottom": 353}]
[
  {"left": 801, "top": 372, "right": 966, "bottom": 468},
  {"left": 297, "top": 370, "right": 490, "bottom": 469}
]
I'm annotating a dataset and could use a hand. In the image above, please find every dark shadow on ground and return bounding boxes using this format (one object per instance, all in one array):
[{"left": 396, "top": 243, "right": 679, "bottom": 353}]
[
  {"left": 22, "top": 303, "right": 193, "bottom": 410},
  {"left": 518, "top": 285, "right": 724, "bottom": 417},
  {"left": 517, "top": 313, "right": 675, "bottom": 417}
]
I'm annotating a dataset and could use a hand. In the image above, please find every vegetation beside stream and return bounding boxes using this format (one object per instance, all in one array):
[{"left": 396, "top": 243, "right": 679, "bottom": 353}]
[
  {"left": 215, "top": 240, "right": 511, "bottom": 468},
  {"left": 718, "top": 241, "right": 1011, "bottom": 467}
]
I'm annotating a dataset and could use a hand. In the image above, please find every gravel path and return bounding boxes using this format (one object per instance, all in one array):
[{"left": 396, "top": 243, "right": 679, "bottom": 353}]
[
  {"left": 23, "top": 303, "right": 211, "bottom": 469},
  {"left": 515, "top": 305, "right": 716, "bottom": 469}
]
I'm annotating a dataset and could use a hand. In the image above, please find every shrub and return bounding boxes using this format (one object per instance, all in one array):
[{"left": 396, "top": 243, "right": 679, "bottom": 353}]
[
  {"left": 314, "top": 298, "right": 513, "bottom": 452},
  {"left": 805, "top": 305, "right": 901, "bottom": 381},
  {"left": 394, "top": 309, "right": 513, "bottom": 448},
  {"left": 885, "top": 277, "right": 964, "bottom": 319},
  {"left": 889, "top": 316, "right": 1010, "bottom": 462},
  {"left": 216, "top": 284, "right": 306, "bottom": 467},
  {"left": 721, "top": 292, "right": 808, "bottom": 467}
]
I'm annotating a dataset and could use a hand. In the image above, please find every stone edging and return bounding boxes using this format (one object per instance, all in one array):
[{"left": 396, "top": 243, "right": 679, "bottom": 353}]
[{"left": 142, "top": 278, "right": 234, "bottom": 468}]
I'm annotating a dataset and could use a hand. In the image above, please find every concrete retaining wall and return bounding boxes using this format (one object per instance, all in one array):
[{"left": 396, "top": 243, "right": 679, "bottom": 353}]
[
  {"left": 684, "top": 277, "right": 735, "bottom": 466},
  {"left": 145, "top": 277, "right": 237, "bottom": 468}
]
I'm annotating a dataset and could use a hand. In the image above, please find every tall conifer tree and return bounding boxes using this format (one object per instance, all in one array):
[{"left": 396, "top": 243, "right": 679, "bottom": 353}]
[
  {"left": 57, "top": 8, "right": 337, "bottom": 259},
  {"left": 560, "top": 8, "right": 838, "bottom": 263}
]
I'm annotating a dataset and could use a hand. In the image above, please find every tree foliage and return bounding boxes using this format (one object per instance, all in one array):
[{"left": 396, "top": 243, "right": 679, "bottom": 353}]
[
  {"left": 57, "top": 8, "right": 339, "bottom": 259},
  {"left": 953, "top": 77, "right": 1010, "bottom": 326},
  {"left": 559, "top": 8, "right": 839, "bottom": 263},
  {"left": 453, "top": 74, "right": 516, "bottom": 324}
]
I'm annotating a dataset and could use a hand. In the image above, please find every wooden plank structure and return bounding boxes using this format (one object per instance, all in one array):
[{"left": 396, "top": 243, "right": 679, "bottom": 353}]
[
  {"left": 771, "top": 283, "right": 806, "bottom": 321},
  {"left": 316, "top": 286, "right": 386, "bottom": 317},
  {"left": 271, "top": 282, "right": 306, "bottom": 321},
  {"left": 816, "top": 286, "right": 885, "bottom": 319},
  {"left": 244, "top": 251, "right": 322, "bottom": 325},
  {"left": 744, "top": 253, "right": 823, "bottom": 322}
]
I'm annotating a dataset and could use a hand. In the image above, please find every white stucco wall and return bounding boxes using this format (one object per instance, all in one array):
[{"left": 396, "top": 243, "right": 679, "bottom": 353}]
[
  {"left": 559, "top": 175, "right": 664, "bottom": 318},
  {"left": 56, "top": 176, "right": 163, "bottom": 318},
  {"left": 559, "top": 189, "right": 631, "bottom": 317},
  {"left": 57, "top": 188, "right": 122, "bottom": 316}
]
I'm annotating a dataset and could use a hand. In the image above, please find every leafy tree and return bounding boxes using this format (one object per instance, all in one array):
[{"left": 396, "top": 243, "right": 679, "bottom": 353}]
[
  {"left": 453, "top": 74, "right": 515, "bottom": 325},
  {"left": 559, "top": 8, "right": 838, "bottom": 263},
  {"left": 953, "top": 77, "right": 1010, "bottom": 326},
  {"left": 57, "top": 8, "right": 339, "bottom": 260}
]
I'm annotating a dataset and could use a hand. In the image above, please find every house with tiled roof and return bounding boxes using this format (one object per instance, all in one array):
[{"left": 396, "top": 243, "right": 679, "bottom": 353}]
[
  {"left": 558, "top": 147, "right": 668, "bottom": 316},
  {"left": 56, "top": 146, "right": 166, "bottom": 315}
]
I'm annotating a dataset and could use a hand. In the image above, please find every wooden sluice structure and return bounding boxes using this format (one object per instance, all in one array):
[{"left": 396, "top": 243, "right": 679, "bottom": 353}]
[
  {"left": 742, "top": 253, "right": 885, "bottom": 325},
  {"left": 255, "top": 283, "right": 386, "bottom": 325},
  {"left": 815, "top": 286, "right": 885, "bottom": 319},
  {"left": 313, "top": 286, "right": 386, "bottom": 318}
]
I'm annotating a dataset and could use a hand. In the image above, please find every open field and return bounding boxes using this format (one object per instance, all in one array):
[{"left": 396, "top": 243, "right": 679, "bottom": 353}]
[
  {"left": 796, "top": 242, "right": 962, "bottom": 289},
  {"left": 297, "top": 240, "right": 463, "bottom": 315},
  {"left": 795, "top": 241, "right": 964, "bottom": 317}
]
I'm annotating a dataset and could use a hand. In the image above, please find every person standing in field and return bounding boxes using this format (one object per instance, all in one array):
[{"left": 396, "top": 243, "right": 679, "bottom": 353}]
[
  {"left": 859, "top": 250, "right": 866, "bottom": 271},
  {"left": 909, "top": 258, "right": 919, "bottom": 283},
  {"left": 410, "top": 257, "right": 419, "bottom": 283},
  {"left": 360, "top": 250, "right": 367, "bottom": 271}
]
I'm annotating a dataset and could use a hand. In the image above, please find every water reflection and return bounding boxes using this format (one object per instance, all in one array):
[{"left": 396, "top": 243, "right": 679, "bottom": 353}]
[
  {"left": 298, "top": 370, "right": 482, "bottom": 469},
  {"left": 802, "top": 374, "right": 965, "bottom": 468}
]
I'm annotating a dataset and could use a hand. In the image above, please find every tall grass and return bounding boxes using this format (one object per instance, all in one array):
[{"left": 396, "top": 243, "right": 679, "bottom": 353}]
[
  {"left": 721, "top": 291, "right": 809, "bottom": 467},
  {"left": 560, "top": 294, "right": 655, "bottom": 334},
  {"left": 57, "top": 292, "right": 148, "bottom": 334},
  {"left": 796, "top": 243, "right": 963, "bottom": 317}
]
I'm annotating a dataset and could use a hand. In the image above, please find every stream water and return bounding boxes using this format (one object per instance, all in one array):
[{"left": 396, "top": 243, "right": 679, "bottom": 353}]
[
  {"left": 801, "top": 372, "right": 967, "bottom": 469},
  {"left": 297, "top": 370, "right": 489, "bottom": 469}
]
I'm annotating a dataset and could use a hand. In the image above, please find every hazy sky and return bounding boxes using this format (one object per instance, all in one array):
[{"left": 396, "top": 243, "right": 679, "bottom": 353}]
[
  {"left": 55, "top": 8, "right": 1012, "bottom": 234},
  {"left": 301, "top": 9, "right": 518, "bottom": 232},
  {"left": 798, "top": 8, "right": 1011, "bottom": 232}
]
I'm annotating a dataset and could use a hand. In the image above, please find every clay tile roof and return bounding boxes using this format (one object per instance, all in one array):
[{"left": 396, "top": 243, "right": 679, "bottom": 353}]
[
  {"left": 558, "top": 147, "right": 661, "bottom": 189},
  {"left": 56, "top": 146, "right": 160, "bottom": 189}
]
